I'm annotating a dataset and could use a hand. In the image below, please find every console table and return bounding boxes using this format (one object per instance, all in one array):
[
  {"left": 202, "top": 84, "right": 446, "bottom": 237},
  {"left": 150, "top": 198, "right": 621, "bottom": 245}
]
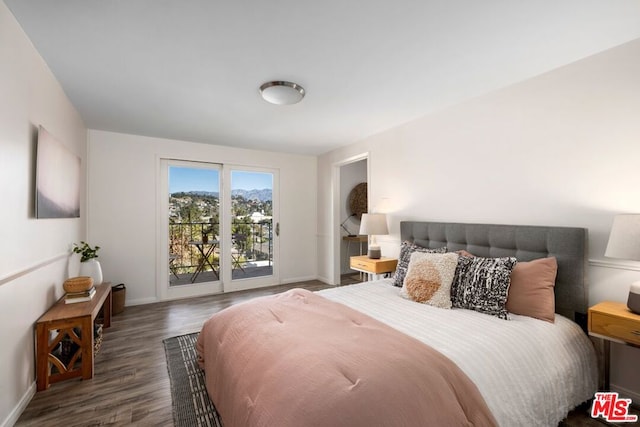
[
  {"left": 35, "top": 282, "right": 112, "bottom": 391},
  {"left": 343, "top": 235, "right": 367, "bottom": 255}
]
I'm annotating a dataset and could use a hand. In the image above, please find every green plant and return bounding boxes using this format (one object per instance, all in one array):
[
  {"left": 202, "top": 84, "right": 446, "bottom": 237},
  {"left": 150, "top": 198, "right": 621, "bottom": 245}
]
[{"left": 73, "top": 241, "right": 100, "bottom": 262}]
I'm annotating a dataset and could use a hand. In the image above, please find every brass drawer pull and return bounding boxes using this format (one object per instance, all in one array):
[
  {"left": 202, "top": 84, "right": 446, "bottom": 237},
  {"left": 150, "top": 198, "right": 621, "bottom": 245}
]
[{"left": 632, "top": 330, "right": 640, "bottom": 336}]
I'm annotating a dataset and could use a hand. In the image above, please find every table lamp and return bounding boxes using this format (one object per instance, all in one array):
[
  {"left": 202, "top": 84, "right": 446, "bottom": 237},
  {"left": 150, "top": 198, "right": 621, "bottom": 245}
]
[
  {"left": 359, "top": 213, "right": 388, "bottom": 259},
  {"left": 605, "top": 214, "right": 640, "bottom": 314}
]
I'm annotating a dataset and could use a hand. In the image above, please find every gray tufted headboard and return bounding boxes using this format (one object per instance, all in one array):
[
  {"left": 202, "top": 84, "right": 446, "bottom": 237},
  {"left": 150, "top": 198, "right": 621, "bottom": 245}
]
[{"left": 400, "top": 221, "right": 588, "bottom": 324}]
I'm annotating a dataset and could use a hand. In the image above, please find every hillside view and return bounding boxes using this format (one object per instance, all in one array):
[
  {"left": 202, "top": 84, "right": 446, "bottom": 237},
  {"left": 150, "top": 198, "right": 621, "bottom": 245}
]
[{"left": 168, "top": 189, "right": 274, "bottom": 277}]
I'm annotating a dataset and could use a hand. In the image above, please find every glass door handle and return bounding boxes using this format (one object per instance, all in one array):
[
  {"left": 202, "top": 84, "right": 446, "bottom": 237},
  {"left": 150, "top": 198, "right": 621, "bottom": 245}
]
[{"left": 275, "top": 222, "right": 280, "bottom": 236}]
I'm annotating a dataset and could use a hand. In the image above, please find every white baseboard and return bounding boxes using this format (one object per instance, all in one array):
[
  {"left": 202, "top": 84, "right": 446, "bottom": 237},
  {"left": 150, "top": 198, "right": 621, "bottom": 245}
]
[
  {"left": 280, "top": 275, "right": 318, "bottom": 285},
  {"left": 125, "top": 297, "right": 158, "bottom": 307},
  {"left": 315, "top": 275, "right": 333, "bottom": 285},
  {"left": 2, "top": 381, "right": 35, "bottom": 427},
  {"left": 611, "top": 383, "right": 640, "bottom": 405}
]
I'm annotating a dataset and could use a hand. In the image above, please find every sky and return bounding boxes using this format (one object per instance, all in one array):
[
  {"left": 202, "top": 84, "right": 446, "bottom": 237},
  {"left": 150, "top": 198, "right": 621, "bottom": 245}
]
[{"left": 169, "top": 166, "right": 272, "bottom": 194}]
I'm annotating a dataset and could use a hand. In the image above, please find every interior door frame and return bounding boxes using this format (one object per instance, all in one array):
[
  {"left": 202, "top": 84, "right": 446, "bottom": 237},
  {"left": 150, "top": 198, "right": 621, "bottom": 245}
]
[{"left": 332, "top": 152, "right": 369, "bottom": 286}]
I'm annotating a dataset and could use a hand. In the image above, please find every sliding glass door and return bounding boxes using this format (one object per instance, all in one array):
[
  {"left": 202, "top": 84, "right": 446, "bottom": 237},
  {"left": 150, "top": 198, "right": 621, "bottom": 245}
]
[
  {"left": 158, "top": 160, "right": 222, "bottom": 299},
  {"left": 158, "top": 160, "right": 278, "bottom": 299},
  {"left": 224, "top": 167, "right": 278, "bottom": 292}
]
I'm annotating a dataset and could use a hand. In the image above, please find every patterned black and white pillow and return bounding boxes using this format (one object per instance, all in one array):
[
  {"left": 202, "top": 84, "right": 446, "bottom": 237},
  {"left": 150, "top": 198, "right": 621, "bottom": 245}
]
[
  {"left": 451, "top": 256, "right": 517, "bottom": 319},
  {"left": 392, "top": 241, "right": 447, "bottom": 287}
]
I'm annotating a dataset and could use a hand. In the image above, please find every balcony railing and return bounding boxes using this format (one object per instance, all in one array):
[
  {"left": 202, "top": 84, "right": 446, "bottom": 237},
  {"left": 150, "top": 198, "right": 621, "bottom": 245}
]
[{"left": 169, "top": 220, "right": 273, "bottom": 285}]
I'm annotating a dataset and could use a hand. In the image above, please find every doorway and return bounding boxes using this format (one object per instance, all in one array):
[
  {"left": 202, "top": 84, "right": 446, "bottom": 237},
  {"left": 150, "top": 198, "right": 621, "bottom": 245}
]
[{"left": 333, "top": 155, "right": 369, "bottom": 286}]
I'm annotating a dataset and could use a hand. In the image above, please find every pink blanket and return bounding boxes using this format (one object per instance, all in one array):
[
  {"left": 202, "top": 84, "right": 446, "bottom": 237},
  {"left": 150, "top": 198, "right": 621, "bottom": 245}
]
[{"left": 196, "top": 288, "right": 497, "bottom": 427}]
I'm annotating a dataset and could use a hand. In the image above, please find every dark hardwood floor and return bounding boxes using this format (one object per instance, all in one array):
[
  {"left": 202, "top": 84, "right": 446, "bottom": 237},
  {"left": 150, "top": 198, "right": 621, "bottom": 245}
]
[
  {"left": 16, "top": 280, "right": 332, "bottom": 426},
  {"left": 16, "top": 276, "right": 617, "bottom": 426}
]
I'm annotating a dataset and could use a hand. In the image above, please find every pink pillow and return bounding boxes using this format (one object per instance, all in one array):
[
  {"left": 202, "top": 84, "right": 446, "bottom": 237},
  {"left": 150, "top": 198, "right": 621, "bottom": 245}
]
[
  {"left": 455, "top": 249, "right": 475, "bottom": 257},
  {"left": 506, "top": 257, "right": 557, "bottom": 323}
]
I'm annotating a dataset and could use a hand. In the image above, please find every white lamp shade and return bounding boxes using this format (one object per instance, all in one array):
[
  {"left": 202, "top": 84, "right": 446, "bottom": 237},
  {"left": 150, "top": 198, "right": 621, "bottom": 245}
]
[
  {"left": 359, "top": 213, "right": 388, "bottom": 236},
  {"left": 605, "top": 214, "right": 640, "bottom": 261}
]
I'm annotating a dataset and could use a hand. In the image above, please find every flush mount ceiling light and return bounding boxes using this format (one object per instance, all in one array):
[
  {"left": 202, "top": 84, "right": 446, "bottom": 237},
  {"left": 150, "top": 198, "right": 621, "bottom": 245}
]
[{"left": 259, "top": 81, "right": 305, "bottom": 105}]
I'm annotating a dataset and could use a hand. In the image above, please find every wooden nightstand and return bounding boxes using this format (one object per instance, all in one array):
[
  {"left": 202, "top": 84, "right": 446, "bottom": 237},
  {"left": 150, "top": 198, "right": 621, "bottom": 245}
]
[
  {"left": 350, "top": 255, "right": 397, "bottom": 281},
  {"left": 588, "top": 301, "right": 640, "bottom": 390}
]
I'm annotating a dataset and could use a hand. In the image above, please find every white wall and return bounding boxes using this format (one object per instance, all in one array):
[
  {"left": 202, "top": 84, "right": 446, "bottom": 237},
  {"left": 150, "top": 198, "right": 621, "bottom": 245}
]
[
  {"left": 318, "top": 39, "right": 640, "bottom": 399},
  {"left": 0, "top": 2, "right": 87, "bottom": 426},
  {"left": 339, "top": 160, "right": 367, "bottom": 274},
  {"left": 87, "top": 130, "right": 317, "bottom": 305}
]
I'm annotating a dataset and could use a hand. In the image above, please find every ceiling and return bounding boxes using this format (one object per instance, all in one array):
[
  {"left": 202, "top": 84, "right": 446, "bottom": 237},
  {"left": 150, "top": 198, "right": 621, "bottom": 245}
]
[{"left": 5, "top": 1, "right": 640, "bottom": 155}]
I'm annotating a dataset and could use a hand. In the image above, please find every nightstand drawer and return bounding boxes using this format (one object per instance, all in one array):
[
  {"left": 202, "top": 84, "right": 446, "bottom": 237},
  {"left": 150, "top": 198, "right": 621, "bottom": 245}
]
[
  {"left": 350, "top": 256, "right": 397, "bottom": 274},
  {"left": 588, "top": 301, "right": 640, "bottom": 391},
  {"left": 590, "top": 312, "right": 640, "bottom": 346}
]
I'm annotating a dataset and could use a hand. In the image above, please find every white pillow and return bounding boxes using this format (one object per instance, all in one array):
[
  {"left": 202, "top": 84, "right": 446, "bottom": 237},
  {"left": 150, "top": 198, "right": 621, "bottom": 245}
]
[{"left": 401, "top": 252, "right": 459, "bottom": 309}]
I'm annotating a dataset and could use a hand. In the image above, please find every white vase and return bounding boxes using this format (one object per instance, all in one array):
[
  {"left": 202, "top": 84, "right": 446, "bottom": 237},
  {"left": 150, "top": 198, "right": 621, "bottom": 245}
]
[{"left": 79, "top": 259, "right": 103, "bottom": 285}]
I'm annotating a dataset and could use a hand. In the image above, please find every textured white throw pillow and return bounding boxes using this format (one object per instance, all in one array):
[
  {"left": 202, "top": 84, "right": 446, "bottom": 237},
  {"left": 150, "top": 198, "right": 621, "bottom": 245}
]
[{"left": 401, "top": 252, "right": 459, "bottom": 308}]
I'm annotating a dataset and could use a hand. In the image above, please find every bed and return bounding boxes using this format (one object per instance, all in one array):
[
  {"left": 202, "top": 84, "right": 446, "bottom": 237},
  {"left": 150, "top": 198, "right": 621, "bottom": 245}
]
[{"left": 197, "top": 221, "right": 598, "bottom": 427}]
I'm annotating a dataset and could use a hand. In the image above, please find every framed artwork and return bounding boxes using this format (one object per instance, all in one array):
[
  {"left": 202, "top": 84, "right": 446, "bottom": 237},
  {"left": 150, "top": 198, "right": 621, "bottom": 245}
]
[{"left": 36, "top": 126, "right": 80, "bottom": 218}]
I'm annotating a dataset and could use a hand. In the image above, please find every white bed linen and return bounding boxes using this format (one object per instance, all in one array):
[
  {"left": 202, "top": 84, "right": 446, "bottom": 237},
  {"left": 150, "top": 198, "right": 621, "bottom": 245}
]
[{"left": 318, "top": 280, "right": 597, "bottom": 427}]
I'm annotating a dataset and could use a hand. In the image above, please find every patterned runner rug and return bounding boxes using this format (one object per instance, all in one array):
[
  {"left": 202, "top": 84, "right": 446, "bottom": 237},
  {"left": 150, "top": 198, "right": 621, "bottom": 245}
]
[{"left": 163, "top": 332, "right": 223, "bottom": 427}]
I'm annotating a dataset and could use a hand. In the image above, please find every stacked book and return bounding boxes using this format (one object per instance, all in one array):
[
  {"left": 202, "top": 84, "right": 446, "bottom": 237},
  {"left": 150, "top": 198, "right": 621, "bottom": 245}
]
[{"left": 64, "top": 286, "right": 96, "bottom": 304}]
